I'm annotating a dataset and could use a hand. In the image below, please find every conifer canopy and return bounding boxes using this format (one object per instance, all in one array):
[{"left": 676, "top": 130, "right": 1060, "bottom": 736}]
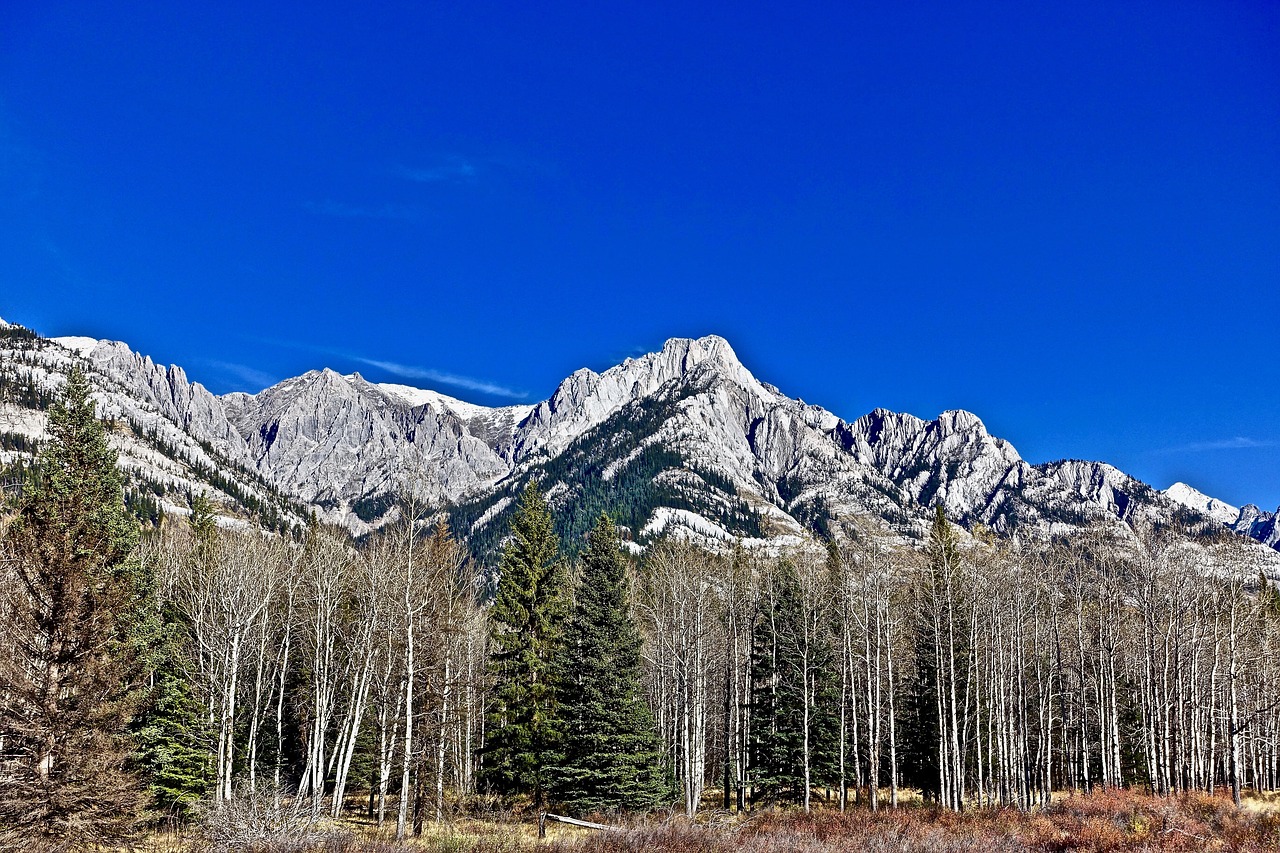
[{"left": 551, "top": 513, "right": 669, "bottom": 814}]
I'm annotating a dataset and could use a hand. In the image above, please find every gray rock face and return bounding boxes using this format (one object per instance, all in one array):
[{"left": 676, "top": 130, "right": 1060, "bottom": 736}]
[
  {"left": 82, "top": 341, "right": 253, "bottom": 468},
  {"left": 1234, "top": 505, "right": 1280, "bottom": 550},
  {"left": 1, "top": 322, "right": 1274, "bottom": 556},
  {"left": 0, "top": 332, "right": 295, "bottom": 529},
  {"left": 510, "top": 335, "right": 768, "bottom": 463},
  {"left": 226, "top": 369, "right": 511, "bottom": 508}
]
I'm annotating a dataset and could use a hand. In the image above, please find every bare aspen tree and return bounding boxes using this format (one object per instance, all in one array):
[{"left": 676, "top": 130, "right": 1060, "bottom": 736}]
[
  {"left": 720, "top": 545, "right": 758, "bottom": 813},
  {"left": 384, "top": 500, "right": 430, "bottom": 843},
  {"left": 172, "top": 525, "right": 278, "bottom": 803},
  {"left": 636, "top": 540, "right": 721, "bottom": 816},
  {"left": 295, "top": 526, "right": 353, "bottom": 812},
  {"left": 329, "top": 547, "right": 391, "bottom": 818}
]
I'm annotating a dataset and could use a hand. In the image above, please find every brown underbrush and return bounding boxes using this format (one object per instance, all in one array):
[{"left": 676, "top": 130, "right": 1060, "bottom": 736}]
[
  {"left": 540, "top": 791, "right": 1280, "bottom": 852},
  {"left": 160, "top": 789, "right": 1280, "bottom": 853}
]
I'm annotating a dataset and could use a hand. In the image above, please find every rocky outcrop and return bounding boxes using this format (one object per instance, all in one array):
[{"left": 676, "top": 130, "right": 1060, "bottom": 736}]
[{"left": 0, "top": 322, "right": 1274, "bottom": 556}]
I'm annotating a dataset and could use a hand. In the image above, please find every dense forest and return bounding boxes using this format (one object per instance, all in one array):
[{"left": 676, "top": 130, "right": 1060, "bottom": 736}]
[{"left": 3, "top": 368, "right": 1280, "bottom": 851}]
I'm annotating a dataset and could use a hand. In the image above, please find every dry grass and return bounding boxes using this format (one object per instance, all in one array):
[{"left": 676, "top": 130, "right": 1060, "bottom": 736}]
[{"left": 126, "top": 789, "right": 1280, "bottom": 853}]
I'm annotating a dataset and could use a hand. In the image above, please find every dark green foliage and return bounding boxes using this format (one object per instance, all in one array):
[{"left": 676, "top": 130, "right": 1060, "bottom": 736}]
[
  {"left": 0, "top": 366, "right": 149, "bottom": 845},
  {"left": 352, "top": 490, "right": 397, "bottom": 523},
  {"left": 451, "top": 390, "right": 763, "bottom": 565},
  {"left": 1260, "top": 572, "right": 1280, "bottom": 617},
  {"left": 0, "top": 322, "right": 41, "bottom": 345},
  {"left": 0, "top": 369, "right": 56, "bottom": 409},
  {"left": 131, "top": 602, "right": 211, "bottom": 821},
  {"left": 896, "top": 620, "right": 941, "bottom": 800},
  {"left": 748, "top": 559, "right": 839, "bottom": 805},
  {"left": 187, "top": 492, "right": 218, "bottom": 545},
  {"left": 898, "top": 504, "right": 959, "bottom": 801},
  {"left": 125, "top": 485, "right": 165, "bottom": 526},
  {"left": 0, "top": 430, "right": 38, "bottom": 454},
  {"left": 550, "top": 515, "right": 670, "bottom": 814},
  {"left": 480, "top": 482, "right": 569, "bottom": 810}
]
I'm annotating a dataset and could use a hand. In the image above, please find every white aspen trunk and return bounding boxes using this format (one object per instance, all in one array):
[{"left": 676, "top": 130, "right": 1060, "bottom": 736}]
[
  {"left": 379, "top": 673, "right": 404, "bottom": 828},
  {"left": 1229, "top": 597, "right": 1242, "bottom": 806},
  {"left": 435, "top": 654, "right": 452, "bottom": 824},
  {"left": 802, "top": 644, "right": 812, "bottom": 814},
  {"left": 219, "top": 630, "right": 242, "bottom": 802},
  {"left": 332, "top": 651, "right": 375, "bottom": 818},
  {"left": 886, "top": 602, "right": 899, "bottom": 809},
  {"left": 1207, "top": 626, "right": 1221, "bottom": 794},
  {"left": 396, "top": 551, "right": 416, "bottom": 842},
  {"left": 865, "top": 592, "right": 879, "bottom": 811},
  {"left": 274, "top": 585, "right": 295, "bottom": 807},
  {"left": 246, "top": 606, "right": 272, "bottom": 796}
]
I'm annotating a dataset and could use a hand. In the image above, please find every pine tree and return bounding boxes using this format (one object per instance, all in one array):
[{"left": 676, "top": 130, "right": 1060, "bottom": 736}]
[
  {"left": 131, "top": 605, "right": 210, "bottom": 821},
  {"left": 0, "top": 366, "right": 149, "bottom": 845},
  {"left": 550, "top": 514, "right": 669, "bottom": 815},
  {"left": 479, "top": 481, "right": 568, "bottom": 811}
]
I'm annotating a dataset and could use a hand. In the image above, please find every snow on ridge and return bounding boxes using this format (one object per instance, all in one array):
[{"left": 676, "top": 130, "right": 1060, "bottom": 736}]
[
  {"left": 374, "top": 381, "right": 535, "bottom": 424},
  {"left": 641, "top": 507, "right": 808, "bottom": 554},
  {"left": 375, "top": 382, "right": 493, "bottom": 420},
  {"left": 52, "top": 336, "right": 101, "bottom": 357},
  {"left": 1166, "top": 482, "right": 1241, "bottom": 526},
  {"left": 643, "top": 507, "right": 737, "bottom": 541}
]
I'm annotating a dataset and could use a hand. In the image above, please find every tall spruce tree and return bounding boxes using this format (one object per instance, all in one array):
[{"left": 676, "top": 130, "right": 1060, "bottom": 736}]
[
  {"left": 549, "top": 514, "right": 669, "bottom": 815},
  {"left": 480, "top": 481, "right": 568, "bottom": 811},
  {"left": 130, "top": 498, "right": 215, "bottom": 820},
  {"left": 0, "top": 366, "right": 149, "bottom": 845}
]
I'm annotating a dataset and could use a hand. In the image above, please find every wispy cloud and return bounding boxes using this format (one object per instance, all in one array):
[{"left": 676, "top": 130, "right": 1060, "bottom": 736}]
[
  {"left": 1158, "top": 437, "right": 1278, "bottom": 453},
  {"left": 400, "top": 156, "right": 478, "bottom": 184},
  {"left": 244, "top": 335, "right": 528, "bottom": 401},
  {"left": 354, "top": 358, "right": 528, "bottom": 400},
  {"left": 307, "top": 200, "right": 425, "bottom": 221},
  {"left": 205, "top": 360, "right": 278, "bottom": 390}
]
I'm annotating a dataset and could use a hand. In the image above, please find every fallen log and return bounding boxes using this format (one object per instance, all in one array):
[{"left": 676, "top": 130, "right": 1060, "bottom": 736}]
[{"left": 539, "top": 813, "right": 616, "bottom": 837}]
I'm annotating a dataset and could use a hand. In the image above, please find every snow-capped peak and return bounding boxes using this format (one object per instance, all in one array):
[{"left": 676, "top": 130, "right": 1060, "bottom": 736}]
[
  {"left": 52, "top": 335, "right": 102, "bottom": 357},
  {"left": 375, "top": 382, "right": 495, "bottom": 421},
  {"left": 1165, "top": 482, "right": 1241, "bottom": 526}
]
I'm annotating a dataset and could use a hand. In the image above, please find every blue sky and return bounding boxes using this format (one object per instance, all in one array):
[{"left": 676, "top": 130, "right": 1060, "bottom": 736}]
[{"left": 1, "top": 1, "right": 1277, "bottom": 510}]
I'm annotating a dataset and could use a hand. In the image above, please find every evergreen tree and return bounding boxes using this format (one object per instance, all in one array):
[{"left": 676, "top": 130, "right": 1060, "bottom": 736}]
[
  {"left": 550, "top": 514, "right": 669, "bottom": 815},
  {"left": 0, "top": 366, "right": 149, "bottom": 845},
  {"left": 479, "top": 481, "right": 568, "bottom": 811},
  {"left": 131, "top": 604, "right": 210, "bottom": 821},
  {"left": 747, "top": 558, "right": 839, "bottom": 806},
  {"left": 896, "top": 616, "right": 941, "bottom": 799},
  {"left": 129, "top": 498, "right": 216, "bottom": 821}
]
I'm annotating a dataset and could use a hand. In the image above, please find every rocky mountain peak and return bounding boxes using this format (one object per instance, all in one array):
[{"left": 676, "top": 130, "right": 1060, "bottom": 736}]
[
  {"left": 1165, "top": 482, "right": 1241, "bottom": 526},
  {"left": 3, "top": 323, "right": 1276, "bottom": 560}
]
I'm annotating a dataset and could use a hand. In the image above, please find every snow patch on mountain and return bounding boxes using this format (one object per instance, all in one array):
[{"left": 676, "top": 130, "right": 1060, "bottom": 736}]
[
  {"left": 373, "top": 379, "right": 496, "bottom": 420},
  {"left": 50, "top": 336, "right": 101, "bottom": 357},
  {"left": 1165, "top": 482, "right": 1241, "bottom": 526}
]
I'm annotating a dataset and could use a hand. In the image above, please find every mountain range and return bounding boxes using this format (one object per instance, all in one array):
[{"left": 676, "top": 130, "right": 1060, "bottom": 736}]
[{"left": 1, "top": 316, "right": 1276, "bottom": 568}]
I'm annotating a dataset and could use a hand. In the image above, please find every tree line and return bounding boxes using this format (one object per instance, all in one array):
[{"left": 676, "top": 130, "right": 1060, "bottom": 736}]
[{"left": 2, "top": 368, "right": 1280, "bottom": 848}]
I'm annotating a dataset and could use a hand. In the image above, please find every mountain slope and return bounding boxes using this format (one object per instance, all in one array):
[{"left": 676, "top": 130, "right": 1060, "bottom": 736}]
[
  {"left": 0, "top": 323, "right": 306, "bottom": 531},
  {"left": 2, "top": 316, "right": 1276, "bottom": 564}
]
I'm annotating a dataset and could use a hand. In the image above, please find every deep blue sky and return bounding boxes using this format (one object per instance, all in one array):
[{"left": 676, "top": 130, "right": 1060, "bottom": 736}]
[{"left": 1, "top": 1, "right": 1277, "bottom": 509}]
